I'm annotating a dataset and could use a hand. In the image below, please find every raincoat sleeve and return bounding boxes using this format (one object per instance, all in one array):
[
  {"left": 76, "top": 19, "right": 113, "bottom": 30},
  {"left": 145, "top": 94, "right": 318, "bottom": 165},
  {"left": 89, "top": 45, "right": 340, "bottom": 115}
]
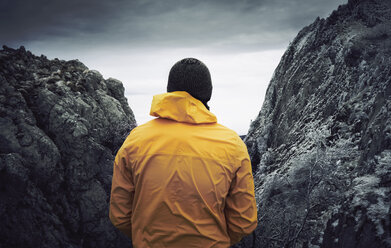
[
  {"left": 109, "top": 152, "right": 134, "bottom": 239},
  {"left": 225, "top": 152, "right": 258, "bottom": 245}
]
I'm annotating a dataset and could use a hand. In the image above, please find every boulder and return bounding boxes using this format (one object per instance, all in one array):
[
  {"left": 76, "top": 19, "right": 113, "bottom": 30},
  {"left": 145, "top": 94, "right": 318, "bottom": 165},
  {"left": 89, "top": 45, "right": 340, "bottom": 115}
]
[
  {"left": 243, "top": 0, "right": 391, "bottom": 247},
  {"left": 0, "top": 46, "right": 136, "bottom": 248}
]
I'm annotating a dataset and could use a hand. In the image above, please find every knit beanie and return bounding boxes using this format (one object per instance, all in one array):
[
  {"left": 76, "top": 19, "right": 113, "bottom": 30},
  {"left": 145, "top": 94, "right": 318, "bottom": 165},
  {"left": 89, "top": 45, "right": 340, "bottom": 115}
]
[{"left": 167, "top": 58, "right": 212, "bottom": 110}]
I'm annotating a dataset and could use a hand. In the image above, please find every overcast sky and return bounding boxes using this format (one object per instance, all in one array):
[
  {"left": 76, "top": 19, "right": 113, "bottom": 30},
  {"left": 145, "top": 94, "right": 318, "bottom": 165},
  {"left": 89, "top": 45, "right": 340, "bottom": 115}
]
[{"left": 1, "top": 0, "right": 346, "bottom": 134}]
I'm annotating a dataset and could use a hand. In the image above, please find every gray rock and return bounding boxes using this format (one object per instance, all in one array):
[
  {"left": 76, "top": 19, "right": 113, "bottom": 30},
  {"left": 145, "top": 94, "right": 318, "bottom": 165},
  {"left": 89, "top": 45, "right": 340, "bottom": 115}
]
[
  {"left": 0, "top": 46, "right": 136, "bottom": 247},
  {"left": 244, "top": 0, "right": 391, "bottom": 247}
]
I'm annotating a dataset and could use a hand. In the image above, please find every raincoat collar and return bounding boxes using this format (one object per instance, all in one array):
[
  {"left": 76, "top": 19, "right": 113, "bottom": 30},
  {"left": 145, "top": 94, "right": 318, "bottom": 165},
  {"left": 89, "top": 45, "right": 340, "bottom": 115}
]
[{"left": 150, "top": 91, "right": 217, "bottom": 124}]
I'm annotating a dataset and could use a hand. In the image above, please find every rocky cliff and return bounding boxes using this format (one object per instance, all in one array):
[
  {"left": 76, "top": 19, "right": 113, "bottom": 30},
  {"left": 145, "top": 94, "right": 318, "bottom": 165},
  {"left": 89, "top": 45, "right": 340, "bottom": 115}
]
[
  {"left": 0, "top": 46, "right": 136, "bottom": 247},
  {"left": 245, "top": 0, "right": 391, "bottom": 247}
]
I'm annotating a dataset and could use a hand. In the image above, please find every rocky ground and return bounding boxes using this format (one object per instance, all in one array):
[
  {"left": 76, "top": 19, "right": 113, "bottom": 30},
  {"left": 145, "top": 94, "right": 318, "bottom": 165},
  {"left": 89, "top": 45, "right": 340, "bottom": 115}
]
[
  {"left": 244, "top": 0, "right": 391, "bottom": 247},
  {"left": 0, "top": 46, "right": 136, "bottom": 248}
]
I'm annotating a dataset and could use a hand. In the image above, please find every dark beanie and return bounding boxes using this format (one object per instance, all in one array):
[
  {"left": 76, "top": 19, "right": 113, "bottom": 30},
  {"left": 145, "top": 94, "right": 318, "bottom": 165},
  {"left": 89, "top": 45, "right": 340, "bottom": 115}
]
[{"left": 167, "top": 58, "right": 212, "bottom": 109}]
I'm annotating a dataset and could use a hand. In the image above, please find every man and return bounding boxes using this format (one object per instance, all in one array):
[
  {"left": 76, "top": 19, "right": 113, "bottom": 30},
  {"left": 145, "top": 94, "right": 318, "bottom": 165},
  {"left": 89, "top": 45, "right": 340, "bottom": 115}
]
[{"left": 109, "top": 58, "right": 257, "bottom": 248}]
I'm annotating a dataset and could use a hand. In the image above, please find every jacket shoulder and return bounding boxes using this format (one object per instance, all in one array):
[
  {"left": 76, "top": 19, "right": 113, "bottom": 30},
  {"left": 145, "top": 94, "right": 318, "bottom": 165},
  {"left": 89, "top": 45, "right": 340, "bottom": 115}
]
[{"left": 213, "top": 124, "right": 250, "bottom": 158}]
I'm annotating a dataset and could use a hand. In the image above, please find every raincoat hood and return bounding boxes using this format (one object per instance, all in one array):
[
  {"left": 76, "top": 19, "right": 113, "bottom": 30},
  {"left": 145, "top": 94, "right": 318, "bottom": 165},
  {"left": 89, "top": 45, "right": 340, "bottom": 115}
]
[{"left": 150, "top": 91, "right": 217, "bottom": 124}]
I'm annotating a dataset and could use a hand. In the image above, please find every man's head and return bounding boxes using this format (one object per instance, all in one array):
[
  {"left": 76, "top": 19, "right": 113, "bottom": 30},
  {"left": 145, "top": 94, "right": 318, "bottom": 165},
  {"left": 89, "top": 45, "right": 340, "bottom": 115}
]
[{"left": 167, "top": 58, "right": 212, "bottom": 110}]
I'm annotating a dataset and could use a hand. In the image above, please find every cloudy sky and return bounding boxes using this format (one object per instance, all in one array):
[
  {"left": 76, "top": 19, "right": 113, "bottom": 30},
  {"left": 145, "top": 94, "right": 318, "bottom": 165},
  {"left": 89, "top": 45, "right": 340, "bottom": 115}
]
[{"left": 1, "top": 0, "right": 346, "bottom": 134}]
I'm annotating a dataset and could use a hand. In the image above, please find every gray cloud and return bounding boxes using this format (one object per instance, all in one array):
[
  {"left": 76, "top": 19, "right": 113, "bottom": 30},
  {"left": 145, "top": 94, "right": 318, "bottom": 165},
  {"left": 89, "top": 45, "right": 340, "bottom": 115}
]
[
  {"left": 1, "top": 0, "right": 118, "bottom": 41},
  {"left": 0, "top": 0, "right": 348, "bottom": 134},
  {"left": 1, "top": 0, "right": 346, "bottom": 51}
]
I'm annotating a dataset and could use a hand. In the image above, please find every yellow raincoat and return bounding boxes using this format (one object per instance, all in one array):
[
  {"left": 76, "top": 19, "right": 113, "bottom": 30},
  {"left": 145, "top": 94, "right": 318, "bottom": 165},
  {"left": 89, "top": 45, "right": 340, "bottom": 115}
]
[{"left": 109, "top": 91, "right": 257, "bottom": 248}]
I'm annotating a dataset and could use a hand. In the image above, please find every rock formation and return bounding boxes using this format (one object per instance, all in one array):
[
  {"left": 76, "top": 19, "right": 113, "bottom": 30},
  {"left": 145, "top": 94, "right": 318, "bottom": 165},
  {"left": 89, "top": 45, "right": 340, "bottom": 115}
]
[
  {"left": 244, "top": 0, "right": 391, "bottom": 247},
  {"left": 0, "top": 46, "right": 136, "bottom": 248}
]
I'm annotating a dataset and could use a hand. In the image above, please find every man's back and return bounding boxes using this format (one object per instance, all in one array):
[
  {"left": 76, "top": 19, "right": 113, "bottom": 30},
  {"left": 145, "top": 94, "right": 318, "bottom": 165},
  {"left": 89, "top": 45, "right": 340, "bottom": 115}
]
[{"left": 110, "top": 91, "right": 257, "bottom": 248}]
